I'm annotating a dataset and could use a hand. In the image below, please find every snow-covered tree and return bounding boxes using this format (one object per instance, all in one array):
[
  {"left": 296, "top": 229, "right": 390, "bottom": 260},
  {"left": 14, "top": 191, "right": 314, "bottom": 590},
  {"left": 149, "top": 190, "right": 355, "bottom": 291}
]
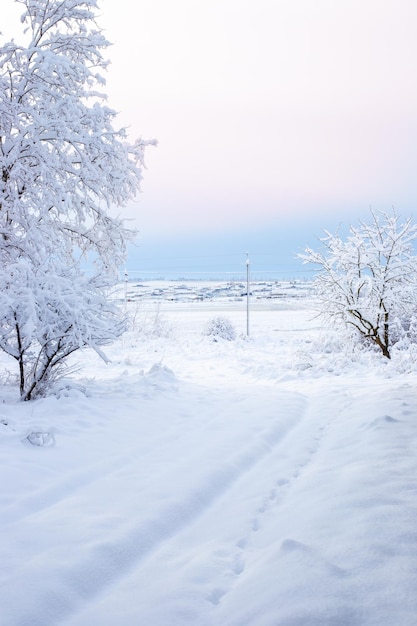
[
  {"left": 300, "top": 211, "right": 417, "bottom": 359},
  {"left": 0, "top": 0, "right": 153, "bottom": 400}
]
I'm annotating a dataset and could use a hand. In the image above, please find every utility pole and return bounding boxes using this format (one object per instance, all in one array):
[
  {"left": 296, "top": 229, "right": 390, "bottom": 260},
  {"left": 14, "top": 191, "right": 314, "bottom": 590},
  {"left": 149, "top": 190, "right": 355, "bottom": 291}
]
[
  {"left": 124, "top": 269, "right": 128, "bottom": 314},
  {"left": 246, "top": 252, "right": 250, "bottom": 337}
]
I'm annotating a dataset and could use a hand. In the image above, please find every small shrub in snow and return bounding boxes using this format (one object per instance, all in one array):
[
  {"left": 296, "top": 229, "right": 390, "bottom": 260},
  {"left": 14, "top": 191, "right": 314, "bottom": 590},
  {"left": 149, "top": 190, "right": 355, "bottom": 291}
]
[
  {"left": 390, "top": 315, "right": 417, "bottom": 348},
  {"left": 130, "top": 305, "right": 173, "bottom": 339},
  {"left": 205, "top": 316, "right": 236, "bottom": 341}
]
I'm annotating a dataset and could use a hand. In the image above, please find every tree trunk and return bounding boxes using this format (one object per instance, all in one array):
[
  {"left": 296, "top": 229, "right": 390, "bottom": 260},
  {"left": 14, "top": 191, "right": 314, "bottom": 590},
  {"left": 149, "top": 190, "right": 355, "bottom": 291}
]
[{"left": 374, "top": 335, "right": 391, "bottom": 359}]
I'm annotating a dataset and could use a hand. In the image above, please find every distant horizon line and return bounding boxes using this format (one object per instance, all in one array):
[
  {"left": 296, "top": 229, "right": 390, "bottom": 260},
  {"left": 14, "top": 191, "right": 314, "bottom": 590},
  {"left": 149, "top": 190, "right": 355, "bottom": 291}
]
[{"left": 122, "top": 270, "right": 315, "bottom": 282}]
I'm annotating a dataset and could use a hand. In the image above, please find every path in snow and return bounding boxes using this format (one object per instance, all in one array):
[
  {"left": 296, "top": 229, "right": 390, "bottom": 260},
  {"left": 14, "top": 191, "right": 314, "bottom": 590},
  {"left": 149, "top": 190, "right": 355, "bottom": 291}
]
[
  {"left": 2, "top": 368, "right": 311, "bottom": 625},
  {"left": 58, "top": 376, "right": 417, "bottom": 626}
]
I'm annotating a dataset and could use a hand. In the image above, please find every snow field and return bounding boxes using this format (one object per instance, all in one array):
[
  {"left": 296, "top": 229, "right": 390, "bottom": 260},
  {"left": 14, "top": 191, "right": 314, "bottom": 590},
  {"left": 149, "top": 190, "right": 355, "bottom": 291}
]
[{"left": 1, "top": 292, "right": 417, "bottom": 625}]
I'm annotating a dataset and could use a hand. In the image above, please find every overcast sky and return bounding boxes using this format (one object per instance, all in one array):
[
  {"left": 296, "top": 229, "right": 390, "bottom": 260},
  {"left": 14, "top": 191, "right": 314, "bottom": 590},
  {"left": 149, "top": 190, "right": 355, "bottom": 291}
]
[{"left": 3, "top": 0, "right": 417, "bottom": 277}]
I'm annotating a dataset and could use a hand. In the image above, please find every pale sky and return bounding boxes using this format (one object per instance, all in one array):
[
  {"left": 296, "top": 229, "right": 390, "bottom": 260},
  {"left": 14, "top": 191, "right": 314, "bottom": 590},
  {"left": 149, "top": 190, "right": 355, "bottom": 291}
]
[{"left": 3, "top": 0, "right": 417, "bottom": 276}]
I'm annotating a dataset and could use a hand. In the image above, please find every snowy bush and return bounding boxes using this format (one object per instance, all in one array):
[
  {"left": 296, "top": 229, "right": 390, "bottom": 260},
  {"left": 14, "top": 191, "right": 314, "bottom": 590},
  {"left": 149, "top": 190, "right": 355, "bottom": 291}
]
[
  {"left": 130, "top": 305, "right": 173, "bottom": 339},
  {"left": 300, "top": 210, "right": 417, "bottom": 359},
  {"left": 389, "top": 315, "right": 417, "bottom": 349},
  {"left": 205, "top": 316, "right": 237, "bottom": 341}
]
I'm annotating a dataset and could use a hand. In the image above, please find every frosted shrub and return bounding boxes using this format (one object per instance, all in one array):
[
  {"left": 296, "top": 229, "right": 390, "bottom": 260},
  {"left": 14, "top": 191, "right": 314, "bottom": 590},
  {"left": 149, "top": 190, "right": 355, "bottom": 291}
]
[
  {"left": 130, "top": 305, "right": 173, "bottom": 339},
  {"left": 205, "top": 316, "right": 236, "bottom": 341},
  {"left": 300, "top": 210, "right": 417, "bottom": 359},
  {"left": 390, "top": 315, "right": 417, "bottom": 349}
]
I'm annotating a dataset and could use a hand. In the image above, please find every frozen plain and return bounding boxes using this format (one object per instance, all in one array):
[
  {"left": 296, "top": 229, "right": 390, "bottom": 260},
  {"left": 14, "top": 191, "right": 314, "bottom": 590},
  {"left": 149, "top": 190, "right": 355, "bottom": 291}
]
[{"left": 1, "top": 281, "right": 417, "bottom": 626}]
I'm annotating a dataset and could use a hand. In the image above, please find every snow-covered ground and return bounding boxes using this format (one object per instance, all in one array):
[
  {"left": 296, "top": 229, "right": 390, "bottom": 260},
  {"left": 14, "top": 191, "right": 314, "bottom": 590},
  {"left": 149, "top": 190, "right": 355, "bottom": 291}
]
[{"left": 1, "top": 282, "right": 417, "bottom": 626}]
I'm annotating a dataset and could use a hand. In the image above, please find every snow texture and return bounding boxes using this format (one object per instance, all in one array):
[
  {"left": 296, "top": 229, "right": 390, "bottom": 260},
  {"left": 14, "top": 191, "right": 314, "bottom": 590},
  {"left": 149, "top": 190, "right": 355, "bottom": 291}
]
[{"left": 1, "top": 282, "right": 416, "bottom": 625}]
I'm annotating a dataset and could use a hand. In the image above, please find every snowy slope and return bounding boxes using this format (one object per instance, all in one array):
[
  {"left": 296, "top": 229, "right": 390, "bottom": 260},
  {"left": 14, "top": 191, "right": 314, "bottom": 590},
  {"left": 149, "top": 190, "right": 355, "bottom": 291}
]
[{"left": 1, "top": 287, "right": 416, "bottom": 626}]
